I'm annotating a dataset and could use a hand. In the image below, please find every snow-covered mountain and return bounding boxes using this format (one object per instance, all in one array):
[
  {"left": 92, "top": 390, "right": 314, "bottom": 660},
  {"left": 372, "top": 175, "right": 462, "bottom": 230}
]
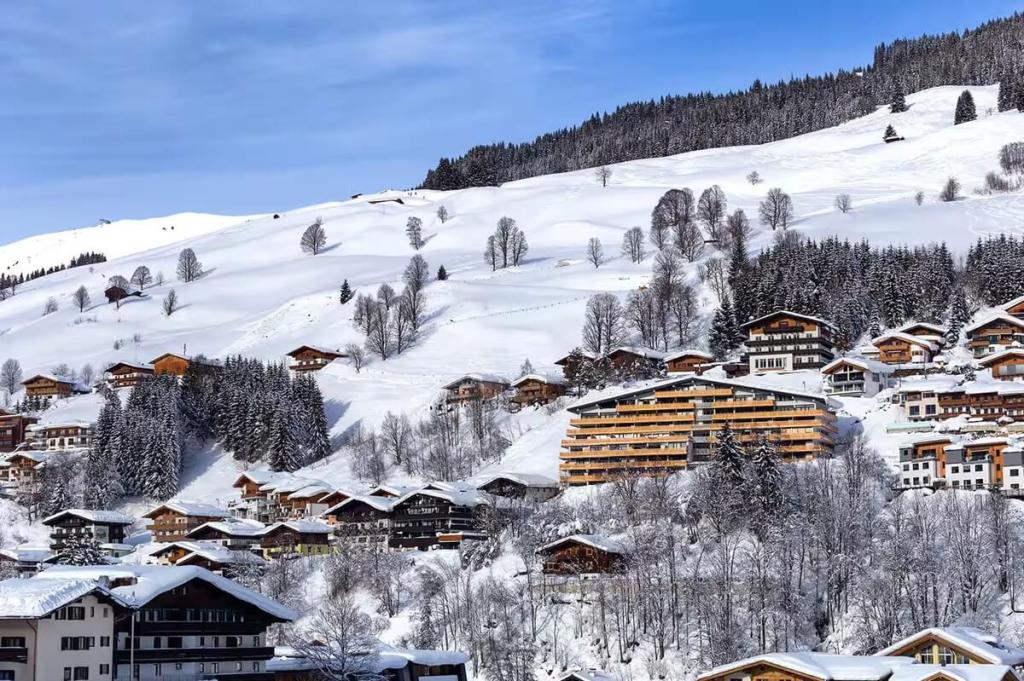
[{"left": 2, "top": 84, "right": 1023, "bottom": 504}]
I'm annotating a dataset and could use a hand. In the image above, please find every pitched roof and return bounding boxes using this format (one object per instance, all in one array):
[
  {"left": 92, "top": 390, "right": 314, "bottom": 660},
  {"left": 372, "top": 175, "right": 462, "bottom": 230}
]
[
  {"left": 538, "top": 534, "right": 626, "bottom": 555},
  {"left": 0, "top": 547, "right": 51, "bottom": 563},
  {"left": 186, "top": 519, "right": 266, "bottom": 538},
  {"left": 323, "top": 494, "right": 398, "bottom": 516},
  {"left": 43, "top": 509, "right": 134, "bottom": 526},
  {"left": 898, "top": 321, "right": 947, "bottom": 336},
  {"left": 965, "top": 313, "right": 1024, "bottom": 334},
  {"left": 875, "top": 627, "right": 1024, "bottom": 666},
  {"left": 979, "top": 349, "right": 1024, "bottom": 367},
  {"left": 261, "top": 520, "right": 333, "bottom": 535},
  {"left": 142, "top": 499, "right": 231, "bottom": 519},
  {"left": 286, "top": 345, "right": 346, "bottom": 358},
  {"left": 1001, "top": 294, "right": 1024, "bottom": 311},
  {"left": 105, "top": 361, "right": 154, "bottom": 372},
  {"left": 0, "top": 578, "right": 109, "bottom": 618},
  {"left": 35, "top": 564, "right": 297, "bottom": 621},
  {"left": 560, "top": 671, "right": 618, "bottom": 681},
  {"left": 442, "top": 373, "right": 509, "bottom": 390},
  {"left": 607, "top": 346, "right": 668, "bottom": 360},
  {"left": 471, "top": 471, "right": 560, "bottom": 489},
  {"left": 232, "top": 470, "right": 280, "bottom": 487},
  {"left": 741, "top": 310, "right": 837, "bottom": 331},
  {"left": 871, "top": 332, "right": 939, "bottom": 352},
  {"left": 396, "top": 487, "right": 491, "bottom": 509},
  {"left": 822, "top": 356, "right": 895, "bottom": 375},
  {"left": 663, "top": 349, "right": 715, "bottom": 362},
  {"left": 21, "top": 373, "right": 75, "bottom": 386},
  {"left": 698, "top": 652, "right": 915, "bottom": 681},
  {"left": 890, "top": 664, "right": 1017, "bottom": 681},
  {"left": 512, "top": 373, "right": 567, "bottom": 387}
]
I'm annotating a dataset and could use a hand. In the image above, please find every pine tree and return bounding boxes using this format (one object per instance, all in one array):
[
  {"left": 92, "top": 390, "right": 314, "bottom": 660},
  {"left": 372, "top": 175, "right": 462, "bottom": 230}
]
[
  {"left": 267, "top": 397, "right": 299, "bottom": 472},
  {"left": 1015, "top": 82, "right": 1024, "bottom": 113},
  {"left": 954, "top": 90, "right": 977, "bottom": 125},
  {"left": 436, "top": 265, "right": 448, "bottom": 281},
  {"left": 339, "top": 280, "right": 354, "bottom": 305},
  {"left": 709, "top": 300, "right": 737, "bottom": 361},
  {"left": 58, "top": 533, "right": 107, "bottom": 566},
  {"left": 746, "top": 435, "right": 783, "bottom": 541},
  {"left": 883, "top": 124, "right": 899, "bottom": 141},
  {"left": 294, "top": 373, "right": 331, "bottom": 465},
  {"left": 711, "top": 423, "right": 746, "bottom": 488},
  {"left": 999, "top": 75, "right": 1016, "bottom": 112},
  {"left": 890, "top": 88, "right": 908, "bottom": 113}
]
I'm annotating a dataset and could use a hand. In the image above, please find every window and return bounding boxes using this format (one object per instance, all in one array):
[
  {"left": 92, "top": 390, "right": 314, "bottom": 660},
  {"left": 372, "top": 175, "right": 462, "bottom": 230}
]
[
  {"left": 0, "top": 671, "right": 14, "bottom": 680},
  {"left": 0, "top": 636, "right": 25, "bottom": 647},
  {"left": 64, "top": 669, "right": 72, "bottom": 681},
  {"left": 252, "top": 636, "right": 260, "bottom": 647},
  {"left": 225, "top": 636, "right": 240, "bottom": 648},
  {"left": 167, "top": 637, "right": 182, "bottom": 649},
  {"left": 152, "top": 637, "right": 161, "bottom": 649},
  {"left": 153, "top": 665, "right": 160, "bottom": 676},
  {"left": 99, "top": 637, "right": 110, "bottom": 647},
  {"left": 73, "top": 668, "right": 88, "bottom": 681},
  {"left": 99, "top": 665, "right": 109, "bottom": 675},
  {"left": 61, "top": 636, "right": 93, "bottom": 651},
  {"left": 175, "top": 663, "right": 182, "bottom": 671}
]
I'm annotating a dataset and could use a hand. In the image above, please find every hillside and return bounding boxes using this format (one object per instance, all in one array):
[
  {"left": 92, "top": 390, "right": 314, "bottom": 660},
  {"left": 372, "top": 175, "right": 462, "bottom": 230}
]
[{"left": 1, "top": 84, "right": 1022, "bottom": 505}]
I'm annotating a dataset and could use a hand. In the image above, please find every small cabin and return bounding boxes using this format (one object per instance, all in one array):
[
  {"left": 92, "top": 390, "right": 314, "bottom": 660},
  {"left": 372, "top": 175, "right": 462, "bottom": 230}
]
[
  {"left": 473, "top": 472, "right": 559, "bottom": 503},
  {"left": 965, "top": 314, "right": 1024, "bottom": 358},
  {"left": 980, "top": 349, "right": 1024, "bottom": 382},
  {"left": 104, "top": 361, "right": 154, "bottom": 389},
  {"left": 151, "top": 352, "right": 194, "bottom": 377},
  {"left": 104, "top": 283, "right": 141, "bottom": 304},
  {"left": 443, "top": 374, "right": 509, "bottom": 404},
  {"left": 604, "top": 346, "right": 667, "bottom": 372},
  {"left": 538, "top": 534, "right": 626, "bottom": 575},
  {"left": 286, "top": 345, "right": 347, "bottom": 372},
  {"left": 871, "top": 332, "right": 938, "bottom": 366},
  {"left": 821, "top": 357, "right": 895, "bottom": 397},
  {"left": 664, "top": 349, "right": 714, "bottom": 374},
  {"left": 511, "top": 373, "right": 567, "bottom": 407},
  {"left": 143, "top": 500, "right": 232, "bottom": 542},
  {"left": 258, "top": 520, "right": 333, "bottom": 559}
]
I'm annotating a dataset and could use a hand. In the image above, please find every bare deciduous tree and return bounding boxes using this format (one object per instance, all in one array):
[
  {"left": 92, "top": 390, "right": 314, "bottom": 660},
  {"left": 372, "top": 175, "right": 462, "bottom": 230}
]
[
  {"left": 621, "top": 226, "right": 646, "bottom": 263},
  {"left": 586, "top": 237, "right": 605, "bottom": 268},
  {"left": 436, "top": 205, "right": 450, "bottom": 223},
  {"left": 176, "top": 248, "right": 204, "bottom": 282},
  {"left": 42, "top": 297, "right": 58, "bottom": 316},
  {"left": 939, "top": 177, "right": 962, "bottom": 202},
  {"left": 301, "top": 217, "right": 328, "bottom": 255},
  {"left": 746, "top": 170, "right": 762, "bottom": 185},
  {"left": 758, "top": 187, "right": 794, "bottom": 230},
  {"left": 288, "top": 595, "right": 383, "bottom": 681},
  {"left": 595, "top": 165, "right": 612, "bottom": 187},
  {"left": 162, "top": 289, "right": 180, "bottom": 316},
  {"left": 697, "top": 185, "right": 728, "bottom": 243},
  {"left": 344, "top": 343, "right": 366, "bottom": 372},
  {"left": 0, "top": 359, "right": 22, "bottom": 396},
  {"left": 405, "top": 216, "right": 424, "bottom": 249},
  {"left": 835, "top": 193, "right": 853, "bottom": 213},
  {"left": 582, "top": 293, "right": 625, "bottom": 355},
  {"left": 72, "top": 285, "right": 91, "bottom": 312},
  {"left": 131, "top": 265, "right": 153, "bottom": 290}
]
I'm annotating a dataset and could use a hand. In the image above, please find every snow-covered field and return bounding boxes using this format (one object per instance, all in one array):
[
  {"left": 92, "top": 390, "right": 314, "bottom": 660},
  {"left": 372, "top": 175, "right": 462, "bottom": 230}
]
[{"left": 2, "top": 84, "right": 1023, "bottom": 502}]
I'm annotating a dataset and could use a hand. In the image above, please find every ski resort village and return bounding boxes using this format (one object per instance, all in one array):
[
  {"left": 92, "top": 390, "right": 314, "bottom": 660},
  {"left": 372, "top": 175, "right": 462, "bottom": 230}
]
[{"left": 8, "top": 8, "right": 1024, "bottom": 681}]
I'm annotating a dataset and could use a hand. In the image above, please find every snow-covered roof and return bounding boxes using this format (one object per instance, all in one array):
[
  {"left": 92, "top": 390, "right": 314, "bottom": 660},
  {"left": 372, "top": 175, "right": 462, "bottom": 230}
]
[
  {"left": 287, "top": 484, "right": 333, "bottom": 500},
  {"left": 442, "top": 373, "right": 510, "bottom": 389},
  {"left": 22, "top": 373, "right": 76, "bottom": 386},
  {"left": 607, "top": 346, "right": 668, "bottom": 360},
  {"left": 560, "top": 671, "right": 618, "bottom": 681},
  {"left": 555, "top": 349, "right": 600, "bottom": 364},
  {"left": 871, "top": 332, "right": 939, "bottom": 352},
  {"left": 663, "top": 349, "right": 714, "bottom": 362},
  {"left": 368, "top": 483, "right": 422, "bottom": 497},
  {"left": 1001, "top": 294, "right": 1024, "bottom": 311},
  {"left": 0, "top": 546, "right": 51, "bottom": 563},
  {"left": 741, "top": 310, "right": 837, "bottom": 331},
  {"left": 35, "top": 564, "right": 297, "bottom": 621},
  {"left": 323, "top": 494, "right": 398, "bottom": 516},
  {"left": 698, "top": 652, "right": 915, "bottom": 681},
  {"left": 965, "top": 312, "right": 1024, "bottom": 334},
  {"left": 261, "top": 520, "right": 333, "bottom": 535},
  {"left": 233, "top": 470, "right": 280, "bottom": 487},
  {"left": 186, "top": 519, "right": 266, "bottom": 538},
  {"left": 538, "top": 534, "right": 626, "bottom": 555},
  {"left": 268, "top": 644, "right": 469, "bottom": 674},
  {"left": 890, "top": 665, "right": 1015, "bottom": 681},
  {"left": 979, "top": 349, "right": 1024, "bottom": 366},
  {"left": 396, "top": 487, "right": 491, "bottom": 509},
  {"left": 512, "top": 372, "right": 567, "bottom": 387},
  {"left": 0, "top": 577, "right": 108, "bottom": 618},
  {"left": 260, "top": 475, "right": 330, "bottom": 494},
  {"left": 170, "top": 542, "right": 266, "bottom": 566},
  {"left": 822, "top": 356, "right": 895, "bottom": 375},
  {"left": 43, "top": 509, "right": 135, "bottom": 526},
  {"left": 898, "top": 321, "right": 947, "bottom": 335},
  {"left": 471, "top": 471, "right": 560, "bottom": 489},
  {"left": 875, "top": 627, "right": 1024, "bottom": 666},
  {"left": 143, "top": 499, "right": 231, "bottom": 519},
  {"left": 286, "top": 345, "right": 346, "bottom": 358}
]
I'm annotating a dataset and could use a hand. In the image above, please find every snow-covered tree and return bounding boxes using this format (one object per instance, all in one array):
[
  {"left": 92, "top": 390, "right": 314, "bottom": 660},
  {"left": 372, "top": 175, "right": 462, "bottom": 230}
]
[
  {"left": 595, "top": 165, "right": 612, "bottom": 187},
  {"left": 746, "top": 170, "right": 762, "bottom": 185},
  {"left": 339, "top": 280, "right": 354, "bottom": 304},
  {"left": 436, "top": 205, "right": 450, "bottom": 223},
  {"left": 57, "top": 533, "right": 107, "bottom": 566},
  {"left": 890, "top": 88, "right": 908, "bottom": 113},
  {"left": 0, "top": 359, "right": 22, "bottom": 396},
  {"left": 436, "top": 265, "right": 448, "bottom": 281},
  {"left": 939, "top": 177, "right": 961, "bottom": 202},
  {"left": 835, "top": 194, "right": 852, "bottom": 213},
  {"left": 954, "top": 90, "right": 977, "bottom": 125}
]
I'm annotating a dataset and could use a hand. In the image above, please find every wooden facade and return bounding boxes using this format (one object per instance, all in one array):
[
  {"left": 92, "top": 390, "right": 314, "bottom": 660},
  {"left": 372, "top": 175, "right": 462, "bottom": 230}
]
[
  {"left": 444, "top": 375, "right": 509, "bottom": 404},
  {"left": 21, "top": 374, "right": 78, "bottom": 400},
  {"left": 665, "top": 350, "right": 714, "bottom": 374},
  {"left": 42, "top": 510, "right": 133, "bottom": 552},
  {"left": 389, "top": 491, "right": 486, "bottom": 550},
  {"left": 878, "top": 628, "right": 1024, "bottom": 665},
  {"left": 936, "top": 387, "right": 1024, "bottom": 422},
  {"left": 0, "top": 413, "right": 35, "bottom": 453},
  {"left": 966, "top": 314, "right": 1024, "bottom": 358},
  {"left": 560, "top": 375, "right": 836, "bottom": 485},
  {"left": 286, "top": 346, "right": 345, "bottom": 372},
  {"left": 898, "top": 437, "right": 953, "bottom": 489},
  {"left": 979, "top": 349, "right": 1024, "bottom": 382},
  {"left": 258, "top": 522, "right": 333, "bottom": 558},
  {"left": 871, "top": 333, "right": 937, "bottom": 366},
  {"left": 34, "top": 423, "right": 93, "bottom": 451},
  {"left": 105, "top": 361, "right": 154, "bottom": 389},
  {"left": 144, "top": 503, "right": 231, "bottom": 542},
  {"left": 324, "top": 497, "right": 394, "bottom": 548},
  {"left": 512, "top": 374, "right": 567, "bottom": 406},
  {"left": 741, "top": 311, "right": 836, "bottom": 373},
  {"left": 150, "top": 352, "right": 191, "bottom": 377},
  {"left": 539, "top": 535, "right": 625, "bottom": 575}
]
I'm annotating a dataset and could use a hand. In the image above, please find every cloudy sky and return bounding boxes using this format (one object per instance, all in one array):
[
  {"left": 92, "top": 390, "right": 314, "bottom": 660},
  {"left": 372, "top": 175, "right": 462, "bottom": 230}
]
[{"left": 1, "top": 0, "right": 1018, "bottom": 240}]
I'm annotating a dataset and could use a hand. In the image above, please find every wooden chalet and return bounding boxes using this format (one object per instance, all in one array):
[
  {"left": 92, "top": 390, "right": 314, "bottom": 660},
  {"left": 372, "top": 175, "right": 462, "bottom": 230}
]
[
  {"left": 821, "top": 357, "right": 895, "bottom": 397},
  {"left": 286, "top": 345, "right": 346, "bottom": 372},
  {"left": 21, "top": 374, "right": 84, "bottom": 401},
  {"left": 104, "top": 361, "right": 154, "bottom": 389},
  {"left": 185, "top": 519, "right": 266, "bottom": 551},
  {"left": 258, "top": 520, "right": 333, "bottom": 559},
  {"left": 0, "top": 451, "right": 47, "bottom": 490},
  {"left": 42, "top": 508, "right": 134, "bottom": 552},
  {"left": 554, "top": 350, "right": 600, "bottom": 367},
  {"left": 150, "top": 352, "right": 219, "bottom": 377},
  {"left": 876, "top": 626, "right": 1024, "bottom": 666},
  {"left": 368, "top": 483, "right": 421, "bottom": 498},
  {"left": 871, "top": 332, "right": 939, "bottom": 366},
  {"left": 388, "top": 489, "right": 489, "bottom": 550},
  {"left": 1004, "top": 294, "right": 1024, "bottom": 320},
  {"left": 174, "top": 543, "right": 267, "bottom": 576},
  {"left": 935, "top": 385, "right": 1024, "bottom": 423},
  {"left": 472, "top": 472, "right": 560, "bottom": 503},
  {"left": 741, "top": 310, "right": 837, "bottom": 372},
  {"left": 279, "top": 484, "right": 333, "bottom": 518},
  {"left": 443, "top": 374, "right": 509, "bottom": 404},
  {"left": 538, "top": 534, "right": 626, "bottom": 575},
  {"left": 561, "top": 374, "right": 836, "bottom": 485},
  {"left": 965, "top": 314, "right": 1024, "bottom": 358},
  {"left": 664, "top": 349, "right": 714, "bottom": 374},
  {"left": 604, "top": 346, "right": 667, "bottom": 372},
  {"left": 30, "top": 421, "right": 93, "bottom": 451},
  {"left": 104, "top": 282, "right": 141, "bottom": 304},
  {"left": 229, "top": 470, "right": 280, "bottom": 522},
  {"left": 323, "top": 495, "right": 395, "bottom": 548},
  {"left": 511, "top": 373, "right": 567, "bottom": 407},
  {"left": 0, "top": 412, "right": 35, "bottom": 453},
  {"left": 897, "top": 321, "right": 947, "bottom": 343},
  {"left": 269, "top": 646, "right": 469, "bottom": 681},
  {"left": 143, "top": 500, "right": 232, "bottom": 542},
  {"left": 318, "top": 489, "right": 353, "bottom": 509},
  {"left": 698, "top": 652, "right": 911, "bottom": 681},
  {"left": 979, "top": 349, "right": 1024, "bottom": 382}
]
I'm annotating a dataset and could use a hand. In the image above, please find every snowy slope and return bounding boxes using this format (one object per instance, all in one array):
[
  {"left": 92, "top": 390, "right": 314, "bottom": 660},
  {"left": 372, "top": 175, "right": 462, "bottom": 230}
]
[{"left": 2, "top": 84, "right": 1023, "bottom": 502}]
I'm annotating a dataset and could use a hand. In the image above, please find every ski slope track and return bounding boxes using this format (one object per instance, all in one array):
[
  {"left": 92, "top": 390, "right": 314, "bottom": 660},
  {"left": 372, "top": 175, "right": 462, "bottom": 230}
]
[{"left": 2, "top": 84, "right": 1023, "bottom": 501}]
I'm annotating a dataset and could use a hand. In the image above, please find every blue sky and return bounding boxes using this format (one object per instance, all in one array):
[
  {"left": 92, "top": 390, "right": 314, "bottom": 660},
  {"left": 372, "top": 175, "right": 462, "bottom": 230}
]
[{"left": 2, "top": 1, "right": 1021, "bottom": 240}]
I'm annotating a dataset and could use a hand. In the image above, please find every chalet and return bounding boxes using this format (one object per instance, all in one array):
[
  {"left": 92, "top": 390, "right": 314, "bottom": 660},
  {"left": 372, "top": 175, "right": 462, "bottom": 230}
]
[
  {"left": 29, "top": 421, "right": 93, "bottom": 451},
  {"left": 664, "top": 349, "right": 714, "bottom": 374},
  {"left": 979, "top": 349, "right": 1024, "bottom": 382},
  {"left": 318, "top": 489, "right": 353, "bottom": 509},
  {"left": 258, "top": 520, "right": 334, "bottom": 559},
  {"left": 28, "top": 564, "right": 296, "bottom": 680},
  {"left": 104, "top": 281, "right": 141, "bottom": 304},
  {"left": 875, "top": 626, "right": 1024, "bottom": 666},
  {"left": 103, "top": 360, "right": 154, "bottom": 389},
  {"left": 0, "top": 413, "right": 35, "bottom": 452},
  {"left": 368, "top": 483, "right": 421, "bottom": 498},
  {"left": 260, "top": 477, "right": 332, "bottom": 519},
  {"left": 740, "top": 310, "right": 837, "bottom": 373},
  {"left": 42, "top": 508, "right": 134, "bottom": 552},
  {"left": 143, "top": 500, "right": 232, "bottom": 542},
  {"left": 20, "top": 374, "right": 87, "bottom": 402},
  {"left": 389, "top": 488, "right": 489, "bottom": 550},
  {"left": 512, "top": 373, "right": 567, "bottom": 407},
  {"left": 898, "top": 436, "right": 954, "bottom": 489},
  {"left": 559, "top": 671, "right": 618, "bottom": 681},
  {"left": 323, "top": 495, "right": 396, "bottom": 548},
  {"left": 561, "top": 374, "right": 837, "bottom": 485},
  {"left": 943, "top": 438, "right": 1013, "bottom": 491},
  {"left": 185, "top": 518, "right": 266, "bottom": 551},
  {"left": 443, "top": 374, "right": 509, "bottom": 404},
  {"left": 936, "top": 384, "right": 1024, "bottom": 422},
  {"left": 0, "top": 451, "right": 47, "bottom": 491},
  {"left": 279, "top": 484, "right": 333, "bottom": 518},
  {"left": 897, "top": 321, "right": 948, "bottom": 344},
  {"left": 894, "top": 380, "right": 955, "bottom": 422},
  {"left": 174, "top": 542, "right": 267, "bottom": 576},
  {"left": 697, "top": 652, "right": 913, "bottom": 681},
  {"left": 604, "top": 346, "right": 667, "bottom": 373},
  {"left": 268, "top": 644, "right": 469, "bottom": 681},
  {"left": 150, "top": 352, "right": 219, "bottom": 377},
  {"left": 286, "top": 345, "right": 346, "bottom": 372},
  {"left": 538, "top": 534, "right": 626, "bottom": 575},
  {"left": 821, "top": 357, "right": 896, "bottom": 397},
  {"left": 0, "top": 546, "right": 50, "bottom": 575},
  {"left": 554, "top": 349, "right": 600, "bottom": 367},
  {"left": 965, "top": 314, "right": 1024, "bottom": 358},
  {"left": 871, "top": 332, "right": 939, "bottom": 367},
  {"left": 229, "top": 470, "right": 282, "bottom": 522},
  {"left": 472, "top": 472, "right": 560, "bottom": 503},
  {"left": 1003, "top": 294, "right": 1024, "bottom": 320}
]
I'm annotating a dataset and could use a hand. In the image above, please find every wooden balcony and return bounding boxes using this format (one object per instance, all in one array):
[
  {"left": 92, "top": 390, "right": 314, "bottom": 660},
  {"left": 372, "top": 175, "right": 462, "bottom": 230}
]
[
  {"left": 653, "top": 388, "right": 734, "bottom": 399},
  {"left": 560, "top": 447, "right": 689, "bottom": 461}
]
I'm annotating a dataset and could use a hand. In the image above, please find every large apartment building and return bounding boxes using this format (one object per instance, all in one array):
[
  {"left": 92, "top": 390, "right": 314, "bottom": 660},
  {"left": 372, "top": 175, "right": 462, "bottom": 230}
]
[
  {"left": 560, "top": 375, "right": 837, "bottom": 485},
  {"left": 898, "top": 436, "right": 1024, "bottom": 492},
  {"left": 740, "top": 311, "right": 837, "bottom": 373}
]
